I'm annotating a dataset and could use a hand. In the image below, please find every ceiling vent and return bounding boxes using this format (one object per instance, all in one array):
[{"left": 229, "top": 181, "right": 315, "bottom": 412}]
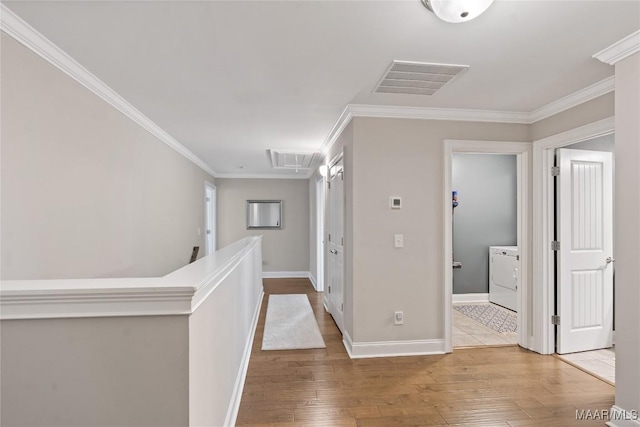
[
  {"left": 269, "top": 150, "right": 319, "bottom": 170},
  {"left": 374, "top": 60, "right": 469, "bottom": 96}
]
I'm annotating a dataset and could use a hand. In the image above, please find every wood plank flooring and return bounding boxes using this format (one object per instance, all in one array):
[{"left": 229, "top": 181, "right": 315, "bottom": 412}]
[{"left": 236, "top": 279, "right": 614, "bottom": 426}]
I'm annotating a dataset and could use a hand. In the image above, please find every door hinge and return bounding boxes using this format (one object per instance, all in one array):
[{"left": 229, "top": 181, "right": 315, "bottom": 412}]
[
  {"left": 328, "top": 182, "right": 331, "bottom": 190},
  {"left": 551, "top": 166, "right": 560, "bottom": 176},
  {"left": 551, "top": 241, "right": 560, "bottom": 251},
  {"left": 328, "top": 285, "right": 331, "bottom": 293},
  {"left": 341, "top": 237, "right": 344, "bottom": 246},
  {"left": 516, "top": 255, "right": 520, "bottom": 261},
  {"left": 551, "top": 315, "right": 560, "bottom": 325},
  {"left": 206, "top": 230, "right": 212, "bottom": 235},
  {"left": 341, "top": 303, "right": 343, "bottom": 311},
  {"left": 328, "top": 234, "right": 331, "bottom": 242},
  {"left": 206, "top": 197, "right": 211, "bottom": 202}
]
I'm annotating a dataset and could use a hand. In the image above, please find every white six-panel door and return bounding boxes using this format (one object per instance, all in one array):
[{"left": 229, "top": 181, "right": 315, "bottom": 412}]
[
  {"left": 326, "top": 159, "right": 344, "bottom": 334},
  {"left": 557, "top": 148, "right": 613, "bottom": 354}
]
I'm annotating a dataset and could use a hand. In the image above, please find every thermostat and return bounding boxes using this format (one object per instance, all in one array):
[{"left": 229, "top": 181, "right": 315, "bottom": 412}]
[{"left": 390, "top": 197, "right": 402, "bottom": 209}]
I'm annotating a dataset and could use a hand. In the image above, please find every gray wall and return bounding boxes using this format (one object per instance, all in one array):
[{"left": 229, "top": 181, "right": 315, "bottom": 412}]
[
  {"left": 530, "top": 92, "right": 614, "bottom": 141},
  {"left": 568, "top": 133, "right": 614, "bottom": 152},
  {"left": 613, "top": 52, "right": 640, "bottom": 418},
  {"left": 216, "top": 178, "right": 309, "bottom": 272},
  {"left": 345, "top": 117, "right": 529, "bottom": 343},
  {"left": 452, "top": 154, "right": 517, "bottom": 294},
  {"left": 0, "top": 316, "right": 190, "bottom": 427},
  {"left": 0, "top": 34, "right": 215, "bottom": 280}
]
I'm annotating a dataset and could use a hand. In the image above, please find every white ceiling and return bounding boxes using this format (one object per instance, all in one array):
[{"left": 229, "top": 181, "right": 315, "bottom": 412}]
[{"left": 3, "top": 0, "right": 639, "bottom": 178}]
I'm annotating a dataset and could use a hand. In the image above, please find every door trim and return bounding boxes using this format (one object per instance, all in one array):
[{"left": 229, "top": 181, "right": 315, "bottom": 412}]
[
  {"left": 315, "top": 176, "right": 325, "bottom": 292},
  {"left": 443, "top": 140, "right": 531, "bottom": 353},
  {"left": 532, "top": 117, "right": 614, "bottom": 354},
  {"left": 204, "top": 181, "right": 217, "bottom": 255}
]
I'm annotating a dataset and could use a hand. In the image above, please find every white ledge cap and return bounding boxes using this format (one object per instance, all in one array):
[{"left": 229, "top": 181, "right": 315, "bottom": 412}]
[{"left": 0, "top": 236, "right": 262, "bottom": 320}]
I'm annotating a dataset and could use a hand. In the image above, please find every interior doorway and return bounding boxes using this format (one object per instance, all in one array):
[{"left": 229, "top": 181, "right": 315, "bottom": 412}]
[
  {"left": 205, "top": 182, "right": 217, "bottom": 255},
  {"left": 451, "top": 153, "right": 519, "bottom": 348},
  {"left": 443, "top": 140, "right": 531, "bottom": 353},
  {"left": 552, "top": 135, "right": 616, "bottom": 384},
  {"left": 325, "top": 155, "right": 345, "bottom": 334},
  {"left": 531, "top": 117, "right": 614, "bottom": 356}
]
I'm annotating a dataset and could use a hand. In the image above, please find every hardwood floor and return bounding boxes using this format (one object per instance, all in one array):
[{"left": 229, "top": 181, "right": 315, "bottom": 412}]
[{"left": 236, "top": 279, "right": 614, "bottom": 426}]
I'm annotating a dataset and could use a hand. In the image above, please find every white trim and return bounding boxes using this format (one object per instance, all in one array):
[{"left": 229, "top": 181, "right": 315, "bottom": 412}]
[
  {"left": 349, "top": 104, "right": 531, "bottom": 123},
  {"left": 606, "top": 406, "right": 640, "bottom": 427},
  {"left": 342, "top": 330, "right": 445, "bottom": 359},
  {"left": 308, "top": 273, "right": 317, "bottom": 290},
  {"left": 262, "top": 271, "right": 310, "bottom": 279},
  {"left": 529, "top": 77, "right": 615, "bottom": 123},
  {"left": 0, "top": 236, "right": 262, "bottom": 320},
  {"left": 0, "top": 4, "right": 216, "bottom": 178},
  {"left": 452, "top": 293, "right": 490, "bottom": 303},
  {"left": 444, "top": 140, "right": 531, "bottom": 354},
  {"left": 532, "top": 117, "right": 615, "bottom": 354},
  {"left": 204, "top": 181, "right": 217, "bottom": 256},
  {"left": 594, "top": 30, "right": 640, "bottom": 65},
  {"left": 223, "top": 290, "right": 264, "bottom": 427}
]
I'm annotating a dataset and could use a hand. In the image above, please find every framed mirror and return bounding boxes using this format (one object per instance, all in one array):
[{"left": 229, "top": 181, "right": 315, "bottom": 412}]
[{"left": 247, "top": 200, "right": 282, "bottom": 229}]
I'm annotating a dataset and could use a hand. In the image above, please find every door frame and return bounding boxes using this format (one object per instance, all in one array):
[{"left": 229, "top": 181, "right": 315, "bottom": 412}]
[
  {"left": 324, "top": 151, "right": 344, "bottom": 332},
  {"left": 532, "top": 117, "right": 614, "bottom": 354},
  {"left": 204, "top": 181, "right": 217, "bottom": 255},
  {"left": 315, "top": 176, "right": 325, "bottom": 292},
  {"left": 443, "top": 139, "right": 531, "bottom": 353}
]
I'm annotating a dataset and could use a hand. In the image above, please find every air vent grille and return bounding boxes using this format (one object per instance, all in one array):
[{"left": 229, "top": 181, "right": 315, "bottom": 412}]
[
  {"left": 269, "top": 150, "right": 319, "bottom": 170},
  {"left": 375, "top": 61, "right": 469, "bottom": 96}
]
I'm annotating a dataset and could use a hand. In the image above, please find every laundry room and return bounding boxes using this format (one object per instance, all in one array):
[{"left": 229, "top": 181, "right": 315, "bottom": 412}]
[{"left": 451, "top": 152, "right": 519, "bottom": 347}]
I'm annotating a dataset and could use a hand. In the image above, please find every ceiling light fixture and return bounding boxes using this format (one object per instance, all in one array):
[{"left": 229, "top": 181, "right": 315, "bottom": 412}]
[{"left": 421, "top": 0, "right": 494, "bottom": 23}]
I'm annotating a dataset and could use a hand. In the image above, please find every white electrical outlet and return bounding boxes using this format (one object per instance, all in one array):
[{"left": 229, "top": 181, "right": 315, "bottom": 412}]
[
  {"left": 394, "top": 234, "right": 404, "bottom": 248},
  {"left": 394, "top": 311, "right": 403, "bottom": 325}
]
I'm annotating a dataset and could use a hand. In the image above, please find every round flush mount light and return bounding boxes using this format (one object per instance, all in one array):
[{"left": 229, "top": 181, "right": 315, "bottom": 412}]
[{"left": 421, "top": 0, "right": 495, "bottom": 23}]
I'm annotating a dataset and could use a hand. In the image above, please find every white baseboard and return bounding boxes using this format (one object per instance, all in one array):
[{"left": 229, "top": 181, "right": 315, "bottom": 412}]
[
  {"left": 452, "top": 293, "right": 490, "bottom": 303},
  {"left": 262, "top": 271, "right": 310, "bottom": 279},
  {"left": 223, "top": 291, "right": 264, "bottom": 427},
  {"left": 343, "top": 330, "right": 445, "bottom": 359},
  {"left": 308, "top": 273, "right": 317, "bottom": 289},
  {"left": 606, "top": 406, "right": 640, "bottom": 427}
]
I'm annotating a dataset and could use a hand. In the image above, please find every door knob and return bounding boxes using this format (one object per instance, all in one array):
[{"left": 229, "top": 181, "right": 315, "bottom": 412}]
[
  {"left": 329, "top": 249, "right": 337, "bottom": 254},
  {"left": 606, "top": 257, "right": 615, "bottom": 264}
]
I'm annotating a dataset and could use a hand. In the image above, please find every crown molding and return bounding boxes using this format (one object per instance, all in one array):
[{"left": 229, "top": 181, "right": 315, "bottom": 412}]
[
  {"left": 529, "top": 76, "right": 615, "bottom": 123},
  {"left": 593, "top": 30, "right": 640, "bottom": 65},
  {"left": 348, "top": 103, "right": 531, "bottom": 124},
  {"left": 0, "top": 4, "right": 217, "bottom": 177},
  {"left": 214, "top": 172, "right": 310, "bottom": 180}
]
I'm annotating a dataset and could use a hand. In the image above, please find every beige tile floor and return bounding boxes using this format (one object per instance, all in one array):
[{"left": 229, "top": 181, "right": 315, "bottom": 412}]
[
  {"left": 453, "top": 303, "right": 518, "bottom": 347},
  {"left": 556, "top": 347, "right": 616, "bottom": 384}
]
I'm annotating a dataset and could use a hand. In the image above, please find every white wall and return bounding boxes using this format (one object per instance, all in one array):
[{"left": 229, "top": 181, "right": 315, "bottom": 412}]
[
  {"left": 0, "top": 34, "right": 215, "bottom": 280},
  {"left": 216, "top": 178, "right": 309, "bottom": 273}
]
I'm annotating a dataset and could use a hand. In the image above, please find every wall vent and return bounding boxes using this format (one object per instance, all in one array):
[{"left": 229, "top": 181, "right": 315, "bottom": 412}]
[
  {"left": 269, "top": 150, "right": 319, "bottom": 170},
  {"left": 374, "top": 60, "right": 469, "bottom": 96}
]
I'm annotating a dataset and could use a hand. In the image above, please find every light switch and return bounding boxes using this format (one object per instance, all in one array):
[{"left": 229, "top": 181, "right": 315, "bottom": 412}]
[{"left": 394, "top": 234, "right": 404, "bottom": 248}]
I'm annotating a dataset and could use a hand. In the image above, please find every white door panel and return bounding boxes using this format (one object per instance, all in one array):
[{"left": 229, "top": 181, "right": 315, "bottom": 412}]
[{"left": 557, "top": 148, "right": 613, "bottom": 354}]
